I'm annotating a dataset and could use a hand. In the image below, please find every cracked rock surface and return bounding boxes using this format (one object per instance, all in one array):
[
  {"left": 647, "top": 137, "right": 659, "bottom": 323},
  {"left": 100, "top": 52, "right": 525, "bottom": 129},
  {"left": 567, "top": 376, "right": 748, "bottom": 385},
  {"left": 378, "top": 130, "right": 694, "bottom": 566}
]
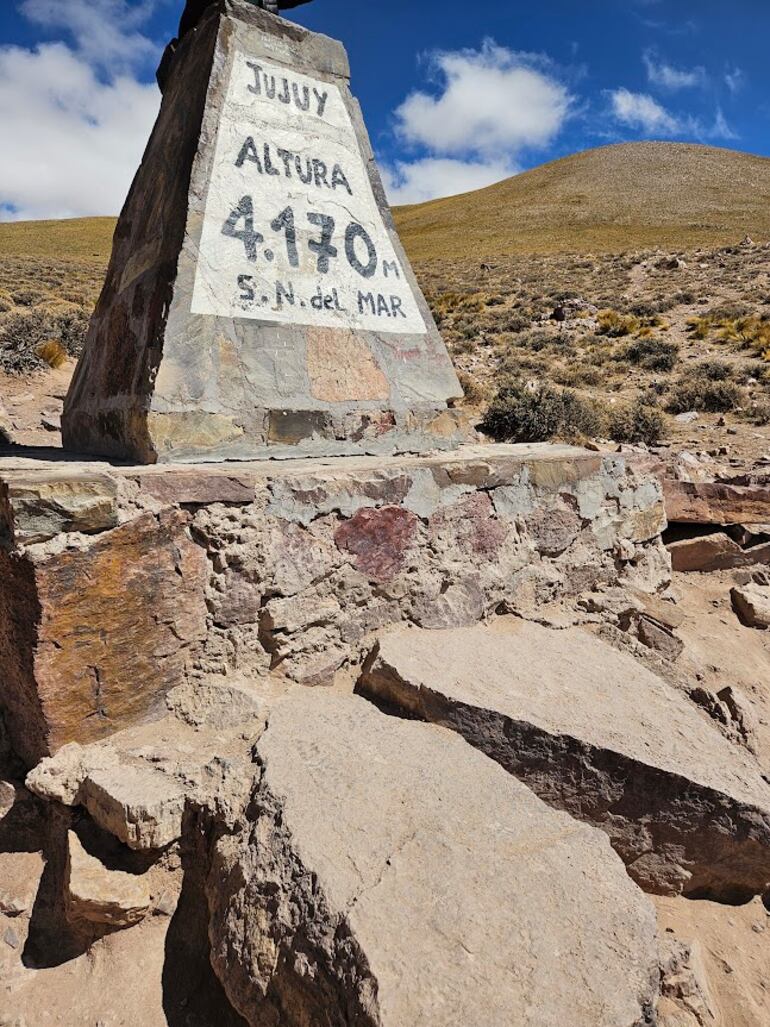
[
  {"left": 360, "top": 620, "right": 770, "bottom": 899},
  {"left": 206, "top": 690, "right": 659, "bottom": 1027}
]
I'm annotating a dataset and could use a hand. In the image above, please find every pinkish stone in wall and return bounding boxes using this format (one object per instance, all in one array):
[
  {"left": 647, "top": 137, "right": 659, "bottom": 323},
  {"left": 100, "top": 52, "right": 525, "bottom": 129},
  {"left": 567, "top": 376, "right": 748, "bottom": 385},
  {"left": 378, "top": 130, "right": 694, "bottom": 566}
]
[
  {"left": 334, "top": 507, "right": 418, "bottom": 583},
  {"left": 430, "top": 492, "right": 509, "bottom": 557}
]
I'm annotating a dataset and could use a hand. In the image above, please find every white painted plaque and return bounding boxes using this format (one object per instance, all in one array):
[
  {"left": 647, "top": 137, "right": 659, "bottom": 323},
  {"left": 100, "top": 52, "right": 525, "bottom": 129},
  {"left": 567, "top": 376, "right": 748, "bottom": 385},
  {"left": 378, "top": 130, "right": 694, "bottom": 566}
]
[{"left": 191, "top": 54, "right": 427, "bottom": 335}]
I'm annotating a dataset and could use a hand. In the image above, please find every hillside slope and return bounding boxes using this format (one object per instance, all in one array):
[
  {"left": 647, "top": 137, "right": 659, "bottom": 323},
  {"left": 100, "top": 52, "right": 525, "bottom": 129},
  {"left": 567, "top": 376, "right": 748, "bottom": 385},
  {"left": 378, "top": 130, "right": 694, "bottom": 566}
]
[
  {"left": 1, "top": 143, "right": 769, "bottom": 265},
  {"left": 393, "top": 142, "right": 770, "bottom": 260},
  {"left": 0, "top": 217, "right": 115, "bottom": 262}
]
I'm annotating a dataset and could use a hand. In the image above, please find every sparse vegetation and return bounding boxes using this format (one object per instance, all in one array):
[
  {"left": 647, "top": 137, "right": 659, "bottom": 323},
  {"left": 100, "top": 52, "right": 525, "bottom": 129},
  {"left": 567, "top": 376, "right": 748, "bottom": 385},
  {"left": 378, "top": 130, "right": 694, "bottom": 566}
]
[
  {"left": 606, "top": 398, "right": 666, "bottom": 445},
  {"left": 419, "top": 226, "right": 770, "bottom": 460},
  {"left": 619, "top": 337, "right": 679, "bottom": 371},
  {"left": 597, "top": 310, "right": 640, "bottom": 338},
  {"left": 0, "top": 255, "right": 97, "bottom": 374},
  {"left": 395, "top": 142, "right": 770, "bottom": 261},
  {"left": 666, "top": 361, "right": 744, "bottom": 414},
  {"left": 482, "top": 379, "right": 602, "bottom": 444}
]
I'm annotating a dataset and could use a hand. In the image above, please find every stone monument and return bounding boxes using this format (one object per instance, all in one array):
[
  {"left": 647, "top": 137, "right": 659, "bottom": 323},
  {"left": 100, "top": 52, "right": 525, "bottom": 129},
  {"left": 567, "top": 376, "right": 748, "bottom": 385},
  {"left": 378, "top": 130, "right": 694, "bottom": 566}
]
[{"left": 62, "top": 0, "right": 465, "bottom": 463}]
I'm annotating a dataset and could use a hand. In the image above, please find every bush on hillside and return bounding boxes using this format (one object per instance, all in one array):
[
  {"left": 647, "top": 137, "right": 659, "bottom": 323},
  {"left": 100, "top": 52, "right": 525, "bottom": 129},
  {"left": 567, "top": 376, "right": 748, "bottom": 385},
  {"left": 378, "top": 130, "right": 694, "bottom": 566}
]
[
  {"left": 666, "top": 361, "right": 744, "bottom": 413},
  {"left": 597, "top": 310, "right": 640, "bottom": 337},
  {"left": 606, "top": 399, "right": 667, "bottom": 445},
  {"left": 482, "top": 378, "right": 602, "bottom": 443},
  {"left": 619, "top": 337, "right": 679, "bottom": 371},
  {"left": 0, "top": 302, "right": 89, "bottom": 374}
]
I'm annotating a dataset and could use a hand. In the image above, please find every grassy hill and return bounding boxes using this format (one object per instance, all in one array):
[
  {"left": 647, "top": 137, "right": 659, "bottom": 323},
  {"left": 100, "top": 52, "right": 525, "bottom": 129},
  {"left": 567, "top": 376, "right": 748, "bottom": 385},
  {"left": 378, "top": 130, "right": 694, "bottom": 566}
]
[
  {"left": 393, "top": 142, "right": 770, "bottom": 261},
  {"left": 1, "top": 143, "right": 769, "bottom": 266},
  {"left": 0, "top": 217, "right": 116, "bottom": 262}
]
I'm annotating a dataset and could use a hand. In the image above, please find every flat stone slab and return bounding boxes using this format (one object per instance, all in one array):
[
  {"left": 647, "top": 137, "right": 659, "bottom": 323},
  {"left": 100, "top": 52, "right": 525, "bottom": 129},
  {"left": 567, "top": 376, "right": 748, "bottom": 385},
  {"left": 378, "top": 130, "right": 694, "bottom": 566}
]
[
  {"left": 668, "top": 532, "right": 770, "bottom": 572},
  {"left": 207, "top": 691, "right": 658, "bottom": 1026},
  {"left": 731, "top": 583, "right": 770, "bottom": 629},
  {"left": 360, "top": 621, "right": 770, "bottom": 899},
  {"left": 663, "top": 480, "right": 770, "bottom": 525},
  {"left": 65, "top": 831, "right": 151, "bottom": 926}
]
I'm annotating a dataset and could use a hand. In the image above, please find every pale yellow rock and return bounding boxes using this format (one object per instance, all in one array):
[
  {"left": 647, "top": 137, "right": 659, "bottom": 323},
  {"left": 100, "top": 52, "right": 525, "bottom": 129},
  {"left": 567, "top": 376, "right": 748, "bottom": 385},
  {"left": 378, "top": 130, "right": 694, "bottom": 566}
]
[
  {"left": 0, "top": 851, "right": 44, "bottom": 916},
  {"left": 207, "top": 691, "right": 659, "bottom": 1027},
  {"left": 65, "top": 832, "right": 151, "bottom": 927}
]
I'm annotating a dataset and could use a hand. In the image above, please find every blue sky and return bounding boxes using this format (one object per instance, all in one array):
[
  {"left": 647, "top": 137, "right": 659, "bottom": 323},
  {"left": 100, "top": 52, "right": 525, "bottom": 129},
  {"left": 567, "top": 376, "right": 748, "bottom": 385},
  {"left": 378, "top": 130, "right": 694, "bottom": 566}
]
[{"left": 0, "top": 0, "right": 766, "bottom": 219}]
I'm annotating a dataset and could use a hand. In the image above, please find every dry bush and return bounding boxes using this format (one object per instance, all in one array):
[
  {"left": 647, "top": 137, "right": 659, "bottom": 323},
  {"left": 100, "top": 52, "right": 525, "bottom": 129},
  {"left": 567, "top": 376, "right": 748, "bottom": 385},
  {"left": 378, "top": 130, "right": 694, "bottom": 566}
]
[
  {"left": 11, "top": 287, "right": 50, "bottom": 307},
  {"left": 619, "top": 337, "right": 680, "bottom": 371},
  {"left": 0, "top": 302, "right": 89, "bottom": 374},
  {"left": 482, "top": 378, "right": 602, "bottom": 443},
  {"left": 34, "top": 339, "right": 69, "bottom": 369},
  {"left": 456, "top": 371, "right": 491, "bottom": 405},
  {"left": 597, "top": 310, "right": 641, "bottom": 337},
  {"left": 666, "top": 361, "right": 744, "bottom": 413},
  {"left": 606, "top": 399, "right": 667, "bottom": 445}
]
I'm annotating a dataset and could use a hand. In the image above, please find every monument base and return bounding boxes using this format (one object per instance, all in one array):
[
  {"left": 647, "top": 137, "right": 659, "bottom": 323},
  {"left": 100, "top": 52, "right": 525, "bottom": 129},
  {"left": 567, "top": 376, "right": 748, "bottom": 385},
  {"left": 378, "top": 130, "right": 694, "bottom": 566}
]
[{"left": 0, "top": 444, "right": 668, "bottom": 765}]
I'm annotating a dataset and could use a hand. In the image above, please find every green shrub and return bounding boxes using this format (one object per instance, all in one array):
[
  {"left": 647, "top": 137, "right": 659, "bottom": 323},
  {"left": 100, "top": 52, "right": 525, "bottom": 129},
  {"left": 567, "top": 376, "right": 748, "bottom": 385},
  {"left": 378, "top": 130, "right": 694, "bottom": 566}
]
[
  {"left": 482, "top": 378, "right": 602, "bottom": 443},
  {"left": 606, "top": 399, "right": 667, "bottom": 445}
]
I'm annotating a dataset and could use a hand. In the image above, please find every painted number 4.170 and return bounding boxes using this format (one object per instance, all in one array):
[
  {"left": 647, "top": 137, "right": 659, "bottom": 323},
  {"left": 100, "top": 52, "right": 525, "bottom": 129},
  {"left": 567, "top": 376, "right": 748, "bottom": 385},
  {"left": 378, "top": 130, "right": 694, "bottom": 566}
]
[{"left": 221, "top": 197, "right": 381, "bottom": 279}]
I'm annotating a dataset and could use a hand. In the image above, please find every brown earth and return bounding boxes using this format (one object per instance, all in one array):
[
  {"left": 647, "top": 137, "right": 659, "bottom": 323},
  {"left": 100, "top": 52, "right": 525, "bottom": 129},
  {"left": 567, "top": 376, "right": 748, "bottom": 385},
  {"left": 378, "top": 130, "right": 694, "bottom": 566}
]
[{"left": 394, "top": 142, "right": 770, "bottom": 260}]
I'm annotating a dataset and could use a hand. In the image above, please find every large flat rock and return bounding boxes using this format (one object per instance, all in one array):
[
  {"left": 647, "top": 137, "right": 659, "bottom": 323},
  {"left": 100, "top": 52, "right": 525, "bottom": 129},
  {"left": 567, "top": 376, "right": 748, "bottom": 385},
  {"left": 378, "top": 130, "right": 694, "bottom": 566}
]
[
  {"left": 360, "top": 621, "right": 770, "bottom": 899},
  {"left": 206, "top": 691, "right": 658, "bottom": 1027}
]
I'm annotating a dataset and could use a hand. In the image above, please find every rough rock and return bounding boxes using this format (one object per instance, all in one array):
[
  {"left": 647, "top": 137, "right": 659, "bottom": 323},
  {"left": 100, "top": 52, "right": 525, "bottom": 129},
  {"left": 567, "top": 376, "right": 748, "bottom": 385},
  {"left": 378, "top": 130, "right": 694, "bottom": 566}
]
[
  {"left": 360, "top": 621, "right": 770, "bottom": 898},
  {"left": 0, "top": 400, "right": 13, "bottom": 444},
  {"left": 0, "top": 779, "right": 16, "bottom": 819},
  {"left": 206, "top": 691, "right": 659, "bottom": 1027},
  {"left": 0, "top": 445, "right": 669, "bottom": 695},
  {"left": 636, "top": 614, "right": 684, "bottom": 661},
  {"left": 0, "top": 510, "right": 208, "bottom": 765},
  {"left": 65, "top": 832, "right": 151, "bottom": 927},
  {"left": 657, "top": 935, "right": 717, "bottom": 1027},
  {"left": 165, "top": 679, "right": 266, "bottom": 730},
  {"left": 28, "top": 747, "right": 185, "bottom": 851},
  {"left": 27, "top": 708, "right": 258, "bottom": 850},
  {"left": 80, "top": 765, "right": 187, "bottom": 851},
  {"left": 731, "top": 583, "right": 770, "bottom": 629},
  {"left": 663, "top": 480, "right": 770, "bottom": 525},
  {"left": 0, "top": 851, "right": 44, "bottom": 916},
  {"left": 0, "top": 470, "right": 118, "bottom": 547},
  {"left": 668, "top": 532, "right": 770, "bottom": 572}
]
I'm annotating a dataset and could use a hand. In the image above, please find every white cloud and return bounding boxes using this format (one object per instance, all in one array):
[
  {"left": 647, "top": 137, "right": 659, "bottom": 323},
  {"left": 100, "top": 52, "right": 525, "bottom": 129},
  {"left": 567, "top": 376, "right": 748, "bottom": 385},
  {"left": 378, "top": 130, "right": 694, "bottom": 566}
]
[
  {"left": 20, "top": 0, "right": 158, "bottom": 71},
  {"left": 711, "top": 107, "right": 738, "bottom": 141},
  {"left": 0, "top": 0, "right": 160, "bottom": 220},
  {"left": 608, "top": 88, "right": 737, "bottom": 143},
  {"left": 643, "top": 50, "right": 705, "bottom": 90},
  {"left": 609, "top": 88, "right": 680, "bottom": 135},
  {"left": 383, "top": 41, "right": 571, "bottom": 205},
  {"left": 725, "top": 65, "right": 745, "bottom": 95},
  {"left": 381, "top": 157, "right": 516, "bottom": 206},
  {"left": 394, "top": 42, "right": 572, "bottom": 156}
]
